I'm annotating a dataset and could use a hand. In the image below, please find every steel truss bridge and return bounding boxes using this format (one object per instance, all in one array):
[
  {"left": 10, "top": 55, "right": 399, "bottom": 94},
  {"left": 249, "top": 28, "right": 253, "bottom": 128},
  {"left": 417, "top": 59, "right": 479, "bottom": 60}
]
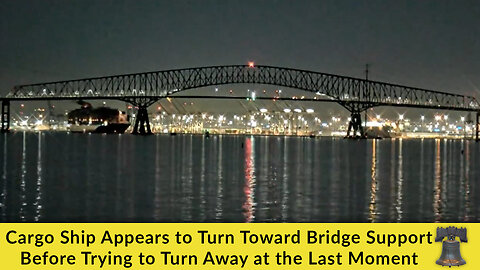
[{"left": 1, "top": 64, "right": 479, "bottom": 139}]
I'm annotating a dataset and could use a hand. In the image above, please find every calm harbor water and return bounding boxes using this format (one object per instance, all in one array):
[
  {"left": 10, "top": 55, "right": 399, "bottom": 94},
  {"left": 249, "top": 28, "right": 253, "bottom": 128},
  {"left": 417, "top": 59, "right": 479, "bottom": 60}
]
[{"left": 0, "top": 132, "right": 479, "bottom": 222}]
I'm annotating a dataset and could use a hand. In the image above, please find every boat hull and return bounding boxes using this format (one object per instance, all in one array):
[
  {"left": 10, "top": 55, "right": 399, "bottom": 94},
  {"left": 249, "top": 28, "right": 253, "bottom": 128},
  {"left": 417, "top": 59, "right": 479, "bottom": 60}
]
[{"left": 70, "top": 123, "right": 130, "bottom": 134}]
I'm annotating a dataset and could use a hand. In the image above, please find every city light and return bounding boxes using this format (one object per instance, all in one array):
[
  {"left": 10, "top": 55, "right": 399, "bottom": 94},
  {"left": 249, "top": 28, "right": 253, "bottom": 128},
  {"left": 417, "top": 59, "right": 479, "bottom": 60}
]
[
  {"left": 248, "top": 61, "right": 255, "bottom": 68},
  {"left": 8, "top": 105, "right": 475, "bottom": 139},
  {"left": 251, "top": 91, "right": 256, "bottom": 101}
]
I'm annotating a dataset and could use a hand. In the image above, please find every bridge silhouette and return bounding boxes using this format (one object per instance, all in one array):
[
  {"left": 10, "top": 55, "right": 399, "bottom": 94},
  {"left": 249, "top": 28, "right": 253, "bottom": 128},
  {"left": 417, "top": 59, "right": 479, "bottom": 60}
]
[{"left": 1, "top": 64, "right": 479, "bottom": 139}]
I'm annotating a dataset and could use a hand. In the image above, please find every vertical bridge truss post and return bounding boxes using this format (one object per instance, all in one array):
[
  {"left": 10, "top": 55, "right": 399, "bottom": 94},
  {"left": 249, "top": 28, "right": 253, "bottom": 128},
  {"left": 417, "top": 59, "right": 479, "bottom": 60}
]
[
  {"left": 1, "top": 99, "right": 10, "bottom": 133},
  {"left": 122, "top": 97, "right": 159, "bottom": 135},
  {"left": 476, "top": 111, "right": 479, "bottom": 141}
]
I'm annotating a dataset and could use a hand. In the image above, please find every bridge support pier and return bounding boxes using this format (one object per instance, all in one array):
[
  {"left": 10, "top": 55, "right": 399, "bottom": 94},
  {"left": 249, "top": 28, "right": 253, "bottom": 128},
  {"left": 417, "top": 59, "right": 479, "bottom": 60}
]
[
  {"left": 122, "top": 98, "right": 159, "bottom": 135},
  {"left": 1, "top": 100, "right": 10, "bottom": 133},
  {"left": 341, "top": 102, "right": 373, "bottom": 139},
  {"left": 132, "top": 105, "right": 152, "bottom": 135},
  {"left": 347, "top": 111, "right": 364, "bottom": 138}
]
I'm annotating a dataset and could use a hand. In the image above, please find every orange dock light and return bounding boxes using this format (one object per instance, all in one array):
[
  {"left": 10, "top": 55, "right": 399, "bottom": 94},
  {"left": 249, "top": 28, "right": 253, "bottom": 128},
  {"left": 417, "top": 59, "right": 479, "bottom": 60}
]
[{"left": 248, "top": 61, "right": 255, "bottom": 68}]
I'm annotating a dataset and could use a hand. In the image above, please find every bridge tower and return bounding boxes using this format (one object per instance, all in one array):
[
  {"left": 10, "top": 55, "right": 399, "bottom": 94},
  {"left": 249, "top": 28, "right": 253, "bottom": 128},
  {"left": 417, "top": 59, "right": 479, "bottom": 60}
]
[
  {"left": 122, "top": 98, "right": 159, "bottom": 135},
  {"left": 132, "top": 105, "right": 152, "bottom": 135},
  {"left": 341, "top": 102, "right": 372, "bottom": 138},
  {"left": 1, "top": 100, "right": 10, "bottom": 133},
  {"left": 341, "top": 65, "right": 374, "bottom": 138},
  {"left": 348, "top": 111, "right": 364, "bottom": 137}
]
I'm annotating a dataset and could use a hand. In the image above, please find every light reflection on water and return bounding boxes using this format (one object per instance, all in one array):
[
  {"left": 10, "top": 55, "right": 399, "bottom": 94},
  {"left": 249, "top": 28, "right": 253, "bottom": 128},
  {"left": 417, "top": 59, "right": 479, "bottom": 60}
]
[
  {"left": 368, "top": 139, "right": 378, "bottom": 222},
  {"left": 0, "top": 132, "right": 479, "bottom": 222}
]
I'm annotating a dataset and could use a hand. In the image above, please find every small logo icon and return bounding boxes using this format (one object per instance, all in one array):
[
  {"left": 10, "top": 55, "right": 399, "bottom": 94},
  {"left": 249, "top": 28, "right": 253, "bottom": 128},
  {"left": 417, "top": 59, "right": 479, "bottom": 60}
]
[{"left": 435, "top": 226, "right": 467, "bottom": 267}]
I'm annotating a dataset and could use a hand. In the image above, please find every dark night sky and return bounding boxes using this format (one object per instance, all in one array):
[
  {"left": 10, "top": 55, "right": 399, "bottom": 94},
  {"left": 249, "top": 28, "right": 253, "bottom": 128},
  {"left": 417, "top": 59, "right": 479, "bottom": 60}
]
[{"left": 1, "top": 0, "right": 479, "bottom": 98}]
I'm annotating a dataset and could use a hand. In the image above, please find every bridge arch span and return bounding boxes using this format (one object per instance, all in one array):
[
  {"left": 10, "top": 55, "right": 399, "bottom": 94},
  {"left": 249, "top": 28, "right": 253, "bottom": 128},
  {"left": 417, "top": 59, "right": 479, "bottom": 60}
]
[{"left": 9, "top": 65, "right": 478, "bottom": 110}]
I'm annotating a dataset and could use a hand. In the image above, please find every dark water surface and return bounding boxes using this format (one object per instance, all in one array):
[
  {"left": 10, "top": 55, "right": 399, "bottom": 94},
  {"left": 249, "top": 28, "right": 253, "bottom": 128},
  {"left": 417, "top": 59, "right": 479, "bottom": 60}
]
[{"left": 1, "top": 132, "right": 479, "bottom": 222}]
